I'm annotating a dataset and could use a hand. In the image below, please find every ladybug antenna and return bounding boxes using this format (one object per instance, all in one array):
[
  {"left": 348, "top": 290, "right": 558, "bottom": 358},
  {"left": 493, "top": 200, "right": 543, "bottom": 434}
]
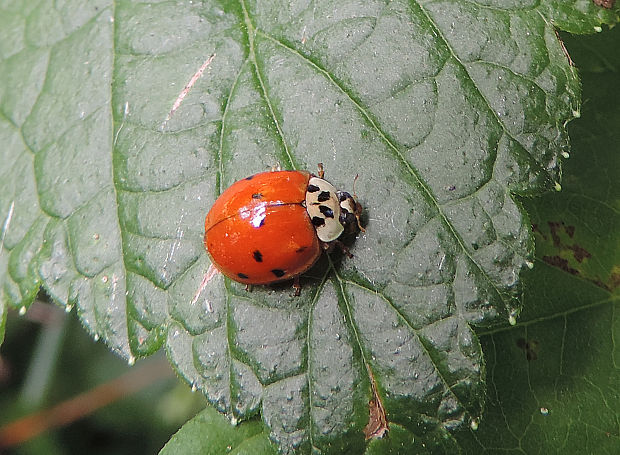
[{"left": 353, "top": 174, "right": 360, "bottom": 198}]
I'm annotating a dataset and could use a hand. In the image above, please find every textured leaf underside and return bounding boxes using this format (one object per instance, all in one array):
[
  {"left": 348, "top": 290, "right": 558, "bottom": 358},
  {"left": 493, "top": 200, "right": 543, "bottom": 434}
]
[{"left": 1, "top": 0, "right": 613, "bottom": 453}]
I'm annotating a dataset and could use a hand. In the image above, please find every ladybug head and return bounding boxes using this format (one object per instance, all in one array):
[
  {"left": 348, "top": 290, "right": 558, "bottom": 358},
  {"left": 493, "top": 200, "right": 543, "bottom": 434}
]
[{"left": 337, "top": 191, "right": 364, "bottom": 235}]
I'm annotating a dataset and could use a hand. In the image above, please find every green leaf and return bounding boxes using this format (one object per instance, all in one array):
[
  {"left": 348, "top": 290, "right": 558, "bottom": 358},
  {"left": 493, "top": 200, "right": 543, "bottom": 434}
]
[
  {"left": 455, "top": 26, "right": 620, "bottom": 453},
  {"left": 542, "top": 0, "right": 620, "bottom": 34},
  {"left": 160, "top": 405, "right": 276, "bottom": 455},
  {"left": 0, "top": 1, "right": 614, "bottom": 453}
]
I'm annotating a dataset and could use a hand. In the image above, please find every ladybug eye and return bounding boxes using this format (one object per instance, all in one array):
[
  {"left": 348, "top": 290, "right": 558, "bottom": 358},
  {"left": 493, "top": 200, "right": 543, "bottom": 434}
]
[{"left": 340, "top": 211, "right": 355, "bottom": 226}]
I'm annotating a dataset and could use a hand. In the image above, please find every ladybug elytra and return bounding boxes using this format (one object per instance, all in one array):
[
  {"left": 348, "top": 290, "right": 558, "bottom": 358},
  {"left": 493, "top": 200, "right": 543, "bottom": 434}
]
[{"left": 204, "top": 165, "right": 363, "bottom": 295}]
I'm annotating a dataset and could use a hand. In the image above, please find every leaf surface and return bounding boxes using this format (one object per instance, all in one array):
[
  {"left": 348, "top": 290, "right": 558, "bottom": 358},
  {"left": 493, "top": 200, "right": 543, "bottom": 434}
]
[
  {"left": 160, "top": 405, "right": 276, "bottom": 455},
  {"left": 0, "top": 1, "right": 615, "bottom": 452}
]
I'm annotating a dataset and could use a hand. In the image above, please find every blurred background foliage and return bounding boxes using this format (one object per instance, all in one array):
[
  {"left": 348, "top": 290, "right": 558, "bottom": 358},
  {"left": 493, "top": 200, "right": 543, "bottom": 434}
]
[{"left": 0, "top": 292, "right": 205, "bottom": 455}]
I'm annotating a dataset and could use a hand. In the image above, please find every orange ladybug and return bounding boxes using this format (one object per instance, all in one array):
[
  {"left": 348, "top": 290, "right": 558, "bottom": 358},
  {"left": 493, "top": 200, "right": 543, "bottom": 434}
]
[{"left": 204, "top": 165, "right": 363, "bottom": 295}]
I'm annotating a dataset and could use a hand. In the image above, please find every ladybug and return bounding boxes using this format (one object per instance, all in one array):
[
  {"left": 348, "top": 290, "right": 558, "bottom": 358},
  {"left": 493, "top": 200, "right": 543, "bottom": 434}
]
[{"left": 204, "top": 164, "right": 363, "bottom": 295}]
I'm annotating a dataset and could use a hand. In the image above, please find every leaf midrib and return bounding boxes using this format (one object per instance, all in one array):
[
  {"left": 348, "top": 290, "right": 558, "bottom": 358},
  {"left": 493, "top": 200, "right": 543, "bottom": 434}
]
[{"left": 241, "top": 0, "right": 297, "bottom": 171}]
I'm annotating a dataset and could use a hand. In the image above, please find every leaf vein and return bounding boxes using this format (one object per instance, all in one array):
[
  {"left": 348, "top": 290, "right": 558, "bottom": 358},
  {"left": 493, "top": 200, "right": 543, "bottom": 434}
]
[
  {"left": 343, "top": 279, "right": 473, "bottom": 417},
  {"left": 216, "top": 58, "right": 248, "bottom": 195},
  {"left": 258, "top": 29, "right": 512, "bottom": 321},
  {"left": 415, "top": 3, "right": 561, "bottom": 181}
]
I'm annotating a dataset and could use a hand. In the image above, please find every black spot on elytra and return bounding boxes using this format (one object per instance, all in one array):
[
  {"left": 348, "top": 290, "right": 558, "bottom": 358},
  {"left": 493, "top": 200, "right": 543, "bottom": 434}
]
[
  {"left": 317, "top": 191, "right": 331, "bottom": 202},
  {"left": 271, "top": 269, "right": 285, "bottom": 278},
  {"left": 312, "top": 216, "right": 325, "bottom": 227},
  {"left": 307, "top": 184, "right": 320, "bottom": 193},
  {"left": 252, "top": 193, "right": 263, "bottom": 199},
  {"left": 238, "top": 273, "right": 249, "bottom": 279},
  {"left": 253, "top": 250, "right": 263, "bottom": 262},
  {"left": 319, "top": 205, "right": 334, "bottom": 218},
  {"left": 245, "top": 175, "right": 254, "bottom": 180},
  {"left": 295, "top": 246, "right": 307, "bottom": 253}
]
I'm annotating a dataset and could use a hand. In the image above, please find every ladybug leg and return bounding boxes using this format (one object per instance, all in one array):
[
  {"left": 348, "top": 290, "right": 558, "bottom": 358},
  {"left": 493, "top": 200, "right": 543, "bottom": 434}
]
[
  {"left": 317, "top": 162, "right": 325, "bottom": 179},
  {"left": 245, "top": 283, "right": 253, "bottom": 292},
  {"left": 352, "top": 175, "right": 366, "bottom": 233},
  {"left": 293, "top": 276, "right": 302, "bottom": 296},
  {"left": 334, "top": 240, "right": 354, "bottom": 259},
  {"left": 270, "top": 163, "right": 282, "bottom": 172}
]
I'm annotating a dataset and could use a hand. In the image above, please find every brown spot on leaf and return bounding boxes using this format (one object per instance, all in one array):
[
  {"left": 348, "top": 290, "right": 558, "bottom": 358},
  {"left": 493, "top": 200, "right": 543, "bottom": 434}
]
[
  {"left": 548, "top": 221, "right": 563, "bottom": 247},
  {"left": 608, "top": 267, "right": 620, "bottom": 291},
  {"left": 545, "top": 221, "right": 592, "bottom": 263},
  {"left": 568, "top": 244, "right": 592, "bottom": 263},
  {"left": 542, "top": 255, "right": 579, "bottom": 275},
  {"left": 536, "top": 220, "right": 614, "bottom": 292},
  {"left": 363, "top": 368, "right": 388, "bottom": 440},
  {"left": 516, "top": 338, "right": 539, "bottom": 361},
  {"left": 593, "top": 0, "right": 615, "bottom": 9},
  {"left": 531, "top": 223, "right": 547, "bottom": 240},
  {"left": 593, "top": 279, "right": 610, "bottom": 291}
]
